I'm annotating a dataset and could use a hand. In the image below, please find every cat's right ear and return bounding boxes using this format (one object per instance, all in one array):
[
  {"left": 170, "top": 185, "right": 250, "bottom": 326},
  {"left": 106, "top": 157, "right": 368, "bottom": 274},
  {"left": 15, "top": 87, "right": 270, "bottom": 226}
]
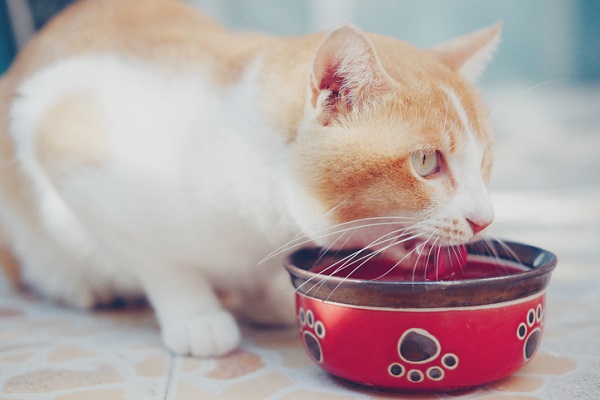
[
  {"left": 309, "top": 26, "right": 394, "bottom": 125},
  {"left": 428, "top": 23, "right": 502, "bottom": 84}
]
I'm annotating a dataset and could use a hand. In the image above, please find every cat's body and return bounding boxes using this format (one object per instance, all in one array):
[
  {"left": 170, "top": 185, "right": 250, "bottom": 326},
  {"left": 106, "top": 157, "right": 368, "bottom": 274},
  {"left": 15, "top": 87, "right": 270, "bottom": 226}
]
[{"left": 0, "top": 0, "right": 499, "bottom": 356}]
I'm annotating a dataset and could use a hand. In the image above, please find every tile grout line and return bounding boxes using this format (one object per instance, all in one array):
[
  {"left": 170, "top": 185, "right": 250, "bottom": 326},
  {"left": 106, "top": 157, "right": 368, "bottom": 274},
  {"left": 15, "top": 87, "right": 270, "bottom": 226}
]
[{"left": 162, "top": 354, "right": 179, "bottom": 400}]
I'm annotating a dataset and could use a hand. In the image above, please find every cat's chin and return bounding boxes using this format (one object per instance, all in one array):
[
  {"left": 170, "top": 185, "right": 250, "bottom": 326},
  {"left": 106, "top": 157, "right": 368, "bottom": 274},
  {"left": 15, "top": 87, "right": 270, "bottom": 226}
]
[
  {"left": 343, "top": 239, "right": 468, "bottom": 273},
  {"left": 379, "top": 241, "right": 469, "bottom": 277},
  {"left": 322, "top": 241, "right": 415, "bottom": 266}
]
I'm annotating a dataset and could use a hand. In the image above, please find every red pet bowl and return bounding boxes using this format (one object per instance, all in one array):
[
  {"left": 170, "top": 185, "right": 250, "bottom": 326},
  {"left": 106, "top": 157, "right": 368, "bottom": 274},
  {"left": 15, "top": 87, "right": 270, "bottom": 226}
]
[{"left": 284, "top": 240, "right": 556, "bottom": 392}]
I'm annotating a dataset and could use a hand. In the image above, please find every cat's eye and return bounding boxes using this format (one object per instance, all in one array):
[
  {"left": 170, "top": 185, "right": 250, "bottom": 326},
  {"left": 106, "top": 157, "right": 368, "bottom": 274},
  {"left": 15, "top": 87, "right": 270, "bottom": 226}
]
[{"left": 410, "top": 150, "right": 439, "bottom": 177}]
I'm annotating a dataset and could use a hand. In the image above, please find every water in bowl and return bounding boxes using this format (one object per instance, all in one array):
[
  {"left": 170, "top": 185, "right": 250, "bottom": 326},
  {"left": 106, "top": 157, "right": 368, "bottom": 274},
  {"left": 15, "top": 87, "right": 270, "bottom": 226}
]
[{"left": 310, "top": 246, "right": 527, "bottom": 282}]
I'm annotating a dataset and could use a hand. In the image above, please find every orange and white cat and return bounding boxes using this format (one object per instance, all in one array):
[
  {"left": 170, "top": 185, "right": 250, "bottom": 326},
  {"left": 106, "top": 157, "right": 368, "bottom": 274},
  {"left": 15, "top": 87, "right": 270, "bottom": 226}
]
[{"left": 0, "top": 0, "right": 499, "bottom": 356}]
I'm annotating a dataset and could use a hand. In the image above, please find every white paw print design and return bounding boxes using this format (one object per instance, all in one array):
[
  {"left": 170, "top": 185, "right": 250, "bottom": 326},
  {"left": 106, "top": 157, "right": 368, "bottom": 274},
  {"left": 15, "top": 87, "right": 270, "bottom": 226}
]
[
  {"left": 517, "top": 303, "right": 544, "bottom": 361},
  {"left": 298, "top": 308, "right": 326, "bottom": 363},
  {"left": 388, "top": 328, "right": 458, "bottom": 383}
]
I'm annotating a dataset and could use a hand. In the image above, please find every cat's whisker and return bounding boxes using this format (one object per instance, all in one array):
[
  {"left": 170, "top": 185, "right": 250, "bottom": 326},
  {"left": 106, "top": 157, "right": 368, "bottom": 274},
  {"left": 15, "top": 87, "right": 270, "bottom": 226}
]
[
  {"left": 449, "top": 237, "right": 466, "bottom": 276},
  {"left": 290, "top": 221, "right": 428, "bottom": 297},
  {"left": 264, "top": 215, "right": 418, "bottom": 260},
  {"left": 486, "top": 235, "right": 522, "bottom": 265},
  {"left": 311, "top": 227, "right": 421, "bottom": 281},
  {"left": 410, "top": 228, "right": 440, "bottom": 283},
  {"left": 309, "top": 231, "right": 356, "bottom": 275},
  {"left": 454, "top": 239, "right": 467, "bottom": 265},
  {"left": 286, "top": 199, "right": 350, "bottom": 244},
  {"left": 319, "top": 250, "right": 384, "bottom": 296},
  {"left": 423, "top": 236, "right": 441, "bottom": 281},
  {"left": 321, "top": 251, "right": 388, "bottom": 301},
  {"left": 357, "top": 224, "right": 425, "bottom": 251},
  {"left": 257, "top": 200, "right": 352, "bottom": 266},
  {"left": 437, "top": 240, "right": 452, "bottom": 280},
  {"left": 484, "top": 78, "right": 566, "bottom": 123},
  {"left": 432, "top": 238, "right": 444, "bottom": 280},
  {"left": 355, "top": 232, "right": 426, "bottom": 283},
  {"left": 257, "top": 216, "right": 420, "bottom": 266},
  {"left": 300, "top": 228, "right": 427, "bottom": 298},
  {"left": 480, "top": 236, "right": 504, "bottom": 267},
  {"left": 295, "top": 247, "right": 371, "bottom": 296}
]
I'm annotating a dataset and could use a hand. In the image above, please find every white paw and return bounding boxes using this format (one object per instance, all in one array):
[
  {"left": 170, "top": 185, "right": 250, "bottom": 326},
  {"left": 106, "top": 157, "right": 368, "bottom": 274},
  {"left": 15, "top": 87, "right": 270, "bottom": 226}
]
[{"left": 161, "top": 310, "right": 241, "bottom": 357}]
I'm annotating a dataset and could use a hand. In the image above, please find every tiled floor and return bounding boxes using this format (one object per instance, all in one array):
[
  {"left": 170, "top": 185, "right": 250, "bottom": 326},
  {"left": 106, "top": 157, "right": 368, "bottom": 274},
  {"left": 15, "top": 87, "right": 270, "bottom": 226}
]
[{"left": 1, "top": 85, "right": 599, "bottom": 399}]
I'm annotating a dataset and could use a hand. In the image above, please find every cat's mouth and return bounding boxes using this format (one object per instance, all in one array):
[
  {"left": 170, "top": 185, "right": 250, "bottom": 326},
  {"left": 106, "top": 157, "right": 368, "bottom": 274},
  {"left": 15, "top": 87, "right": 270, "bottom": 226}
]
[
  {"left": 403, "top": 238, "right": 427, "bottom": 254},
  {"left": 364, "top": 237, "right": 432, "bottom": 261},
  {"left": 364, "top": 238, "right": 468, "bottom": 276}
]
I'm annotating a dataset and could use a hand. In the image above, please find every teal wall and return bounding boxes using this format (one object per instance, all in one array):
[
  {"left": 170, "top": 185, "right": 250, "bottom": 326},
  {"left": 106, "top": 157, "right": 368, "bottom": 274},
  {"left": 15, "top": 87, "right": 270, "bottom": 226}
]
[
  {"left": 0, "top": 0, "right": 16, "bottom": 75},
  {"left": 575, "top": 0, "right": 600, "bottom": 82}
]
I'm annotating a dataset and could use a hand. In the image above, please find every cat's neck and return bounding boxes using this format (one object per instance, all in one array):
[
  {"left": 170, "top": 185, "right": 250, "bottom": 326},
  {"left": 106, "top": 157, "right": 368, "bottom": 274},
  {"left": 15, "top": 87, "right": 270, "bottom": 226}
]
[{"left": 252, "top": 35, "right": 325, "bottom": 141}]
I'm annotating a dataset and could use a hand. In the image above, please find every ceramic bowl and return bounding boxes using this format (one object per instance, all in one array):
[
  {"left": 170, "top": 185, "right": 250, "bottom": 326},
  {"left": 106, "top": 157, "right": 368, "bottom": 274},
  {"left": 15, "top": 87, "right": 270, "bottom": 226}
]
[{"left": 284, "top": 240, "right": 556, "bottom": 392}]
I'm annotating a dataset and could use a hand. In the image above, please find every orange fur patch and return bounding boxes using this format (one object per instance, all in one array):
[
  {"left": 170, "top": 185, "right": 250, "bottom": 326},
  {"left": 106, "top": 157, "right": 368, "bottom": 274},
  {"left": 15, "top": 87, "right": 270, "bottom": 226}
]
[{"left": 36, "top": 91, "right": 108, "bottom": 178}]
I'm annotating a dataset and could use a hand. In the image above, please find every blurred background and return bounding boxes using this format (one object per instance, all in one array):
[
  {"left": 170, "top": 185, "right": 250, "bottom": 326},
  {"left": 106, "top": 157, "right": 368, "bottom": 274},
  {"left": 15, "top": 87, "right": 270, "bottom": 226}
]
[{"left": 1, "top": 0, "right": 599, "bottom": 85}]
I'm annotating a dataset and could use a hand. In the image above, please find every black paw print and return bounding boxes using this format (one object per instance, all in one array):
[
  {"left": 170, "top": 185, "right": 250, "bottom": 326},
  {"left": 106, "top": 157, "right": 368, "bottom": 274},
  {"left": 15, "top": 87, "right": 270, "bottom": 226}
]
[
  {"left": 388, "top": 328, "right": 458, "bottom": 383},
  {"left": 517, "top": 303, "right": 543, "bottom": 360},
  {"left": 299, "top": 308, "right": 326, "bottom": 363}
]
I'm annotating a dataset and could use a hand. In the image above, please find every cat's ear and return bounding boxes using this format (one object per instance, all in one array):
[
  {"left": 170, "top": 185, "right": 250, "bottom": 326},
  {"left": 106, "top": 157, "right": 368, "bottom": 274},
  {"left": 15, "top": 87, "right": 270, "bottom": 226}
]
[
  {"left": 309, "top": 25, "right": 394, "bottom": 125},
  {"left": 428, "top": 23, "right": 501, "bottom": 84}
]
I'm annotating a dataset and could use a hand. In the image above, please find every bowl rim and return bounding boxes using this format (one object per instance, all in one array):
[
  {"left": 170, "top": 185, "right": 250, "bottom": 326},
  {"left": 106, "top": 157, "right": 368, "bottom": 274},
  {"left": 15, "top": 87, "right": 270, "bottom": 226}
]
[{"left": 284, "top": 240, "right": 557, "bottom": 308}]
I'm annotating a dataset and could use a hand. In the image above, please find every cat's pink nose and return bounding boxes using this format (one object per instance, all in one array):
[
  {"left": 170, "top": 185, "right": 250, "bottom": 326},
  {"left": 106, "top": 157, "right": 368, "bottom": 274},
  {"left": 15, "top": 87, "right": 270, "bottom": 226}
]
[{"left": 467, "top": 219, "right": 491, "bottom": 235}]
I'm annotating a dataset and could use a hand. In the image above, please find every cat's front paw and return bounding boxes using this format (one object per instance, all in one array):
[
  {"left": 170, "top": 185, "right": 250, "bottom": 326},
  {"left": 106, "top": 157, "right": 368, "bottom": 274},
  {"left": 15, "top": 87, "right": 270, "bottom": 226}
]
[{"left": 161, "top": 309, "right": 241, "bottom": 357}]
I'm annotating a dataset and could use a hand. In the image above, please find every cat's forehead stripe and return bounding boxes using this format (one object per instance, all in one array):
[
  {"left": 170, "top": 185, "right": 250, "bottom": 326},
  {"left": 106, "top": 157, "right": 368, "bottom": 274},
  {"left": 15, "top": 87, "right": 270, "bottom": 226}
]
[{"left": 441, "top": 85, "right": 474, "bottom": 140}]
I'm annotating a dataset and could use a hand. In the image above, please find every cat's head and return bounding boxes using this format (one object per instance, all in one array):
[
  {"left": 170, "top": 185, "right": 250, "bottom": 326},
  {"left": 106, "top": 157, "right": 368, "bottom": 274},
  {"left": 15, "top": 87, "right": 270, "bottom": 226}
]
[{"left": 286, "top": 23, "right": 501, "bottom": 263}]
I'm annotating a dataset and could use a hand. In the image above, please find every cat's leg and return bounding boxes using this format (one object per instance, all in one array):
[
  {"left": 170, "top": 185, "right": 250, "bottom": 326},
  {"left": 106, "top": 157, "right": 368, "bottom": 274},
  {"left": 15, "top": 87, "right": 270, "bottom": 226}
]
[
  {"left": 237, "top": 259, "right": 296, "bottom": 326},
  {"left": 137, "top": 258, "right": 241, "bottom": 356}
]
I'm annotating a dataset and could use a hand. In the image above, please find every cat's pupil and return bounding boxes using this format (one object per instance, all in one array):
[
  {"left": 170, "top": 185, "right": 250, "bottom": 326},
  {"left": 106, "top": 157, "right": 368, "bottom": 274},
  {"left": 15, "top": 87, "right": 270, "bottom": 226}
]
[{"left": 411, "top": 150, "right": 438, "bottom": 177}]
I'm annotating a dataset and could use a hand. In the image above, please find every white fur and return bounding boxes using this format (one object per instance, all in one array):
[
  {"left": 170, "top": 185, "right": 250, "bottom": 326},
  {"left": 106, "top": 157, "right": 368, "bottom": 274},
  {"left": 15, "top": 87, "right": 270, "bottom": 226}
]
[
  {"left": 7, "top": 55, "right": 300, "bottom": 355},
  {"left": 435, "top": 86, "right": 494, "bottom": 238},
  {"left": 442, "top": 86, "right": 474, "bottom": 139}
]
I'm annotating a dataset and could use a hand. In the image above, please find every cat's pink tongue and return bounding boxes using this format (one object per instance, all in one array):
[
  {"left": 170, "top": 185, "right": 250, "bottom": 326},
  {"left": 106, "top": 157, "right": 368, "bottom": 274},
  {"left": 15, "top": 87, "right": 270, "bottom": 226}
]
[{"left": 416, "top": 245, "right": 468, "bottom": 281}]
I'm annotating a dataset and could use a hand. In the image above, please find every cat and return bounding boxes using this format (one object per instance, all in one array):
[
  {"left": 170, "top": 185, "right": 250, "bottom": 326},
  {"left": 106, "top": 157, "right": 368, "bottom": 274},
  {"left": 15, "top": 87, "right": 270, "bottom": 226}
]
[{"left": 0, "top": 0, "right": 499, "bottom": 357}]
